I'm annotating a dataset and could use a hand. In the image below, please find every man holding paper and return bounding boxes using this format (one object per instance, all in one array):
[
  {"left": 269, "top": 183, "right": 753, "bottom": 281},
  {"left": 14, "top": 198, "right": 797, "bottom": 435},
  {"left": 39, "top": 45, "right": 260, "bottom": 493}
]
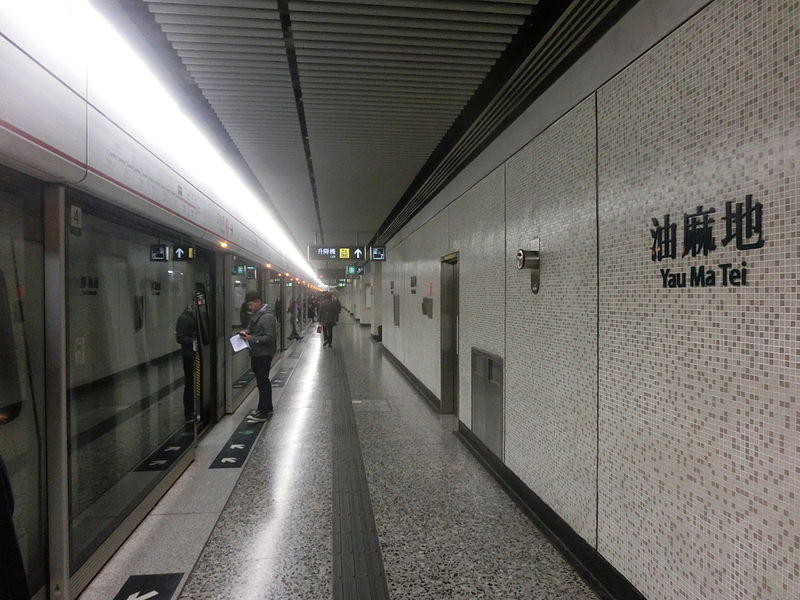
[{"left": 238, "top": 291, "right": 277, "bottom": 421}]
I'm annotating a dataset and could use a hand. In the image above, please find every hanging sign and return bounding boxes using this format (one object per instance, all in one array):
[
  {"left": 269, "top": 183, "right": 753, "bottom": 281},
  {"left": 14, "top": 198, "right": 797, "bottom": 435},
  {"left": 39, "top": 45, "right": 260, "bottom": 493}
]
[{"left": 309, "top": 246, "right": 366, "bottom": 261}]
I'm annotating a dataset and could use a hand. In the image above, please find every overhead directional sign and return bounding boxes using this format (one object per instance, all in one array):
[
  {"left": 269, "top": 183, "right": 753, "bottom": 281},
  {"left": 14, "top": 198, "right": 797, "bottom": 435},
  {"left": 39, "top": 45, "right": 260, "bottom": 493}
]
[
  {"left": 150, "top": 245, "right": 168, "bottom": 261},
  {"left": 112, "top": 573, "right": 183, "bottom": 600},
  {"left": 370, "top": 247, "right": 386, "bottom": 261},
  {"left": 309, "top": 246, "right": 366, "bottom": 261},
  {"left": 172, "top": 245, "right": 194, "bottom": 261}
]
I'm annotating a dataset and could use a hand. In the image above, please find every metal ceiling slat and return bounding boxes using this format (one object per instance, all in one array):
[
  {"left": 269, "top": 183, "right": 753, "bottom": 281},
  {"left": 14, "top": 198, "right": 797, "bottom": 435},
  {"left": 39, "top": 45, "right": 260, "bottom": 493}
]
[
  {"left": 295, "top": 56, "right": 489, "bottom": 74},
  {"left": 290, "top": 22, "right": 512, "bottom": 44},
  {"left": 200, "top": 83, "right": 294, "bottom": 91},
  {"left": 173, "top": 42, "right": 285, "bottom": 53},
  {"left": 161, "top": 24, "right": 284, "bottom": 37},
  {"left": 194, "top": 77, "right": 291, "bottom": 86},
  {"left": 298, "top": 80, "right": 475, "bottom": 94},
  {"left": 292, "top": 31, "right": 506, "bottom": 51},
  {"left": 153, "top": 14, "right": 282, "bottom": 29},
  {"left": 297, "top": 62, "right": 485, "bottom": 79},
  {"left": 146, "top": 4, "right": 277, "bottom": 19},
  {"left": 306, "top": 112, "right": 454, "bottom": 124},
  {"left": 143, "top": 0, "right": 268, "bottom": 7},
  {"left": 295, "top": 40, "right": 499, "bottom": 59},
  {"left": 303, "top": 94, "right": 463, "bottom": 107},
  {"left": 289, "top": 12, "right": 519, "bottom": 36},
  {"left": 294, "top": 0, "right": 533, "bottom": 16},
  {"left": 296, "top": 49, "right": 494, "bottom": 67},
  {"left": 177, "top": 50, "right": 286, "bottom": 60},
  {"left": 290, "top": 1, "right": 527, "bottom": 26},
  {"left": 183, "top": 58, "right": 289, "bottom": 67},
  {"left": 188, "top": 64, "right": 289, "bottom": 74},
  {"left": 410, "top": 0, "right": 612, "bottom": 205},
  {"left": 166, "top": 33, "right": 285, "bottom": 46},
  {"left": 302, "top": 98, "right": 464, "bottom": 110}
]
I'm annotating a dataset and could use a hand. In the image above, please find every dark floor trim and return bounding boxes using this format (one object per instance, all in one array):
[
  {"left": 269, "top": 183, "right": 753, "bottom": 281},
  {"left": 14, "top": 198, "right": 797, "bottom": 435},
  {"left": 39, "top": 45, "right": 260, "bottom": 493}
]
[
  {"left": 457, "top": 423, "right": 647, "bottom": 600},
  {"left": 379, "top": 345, "right": 440, "bottom": 412},
  {"left": 330, "top": 351, "right": 390, "bottom": 599}
]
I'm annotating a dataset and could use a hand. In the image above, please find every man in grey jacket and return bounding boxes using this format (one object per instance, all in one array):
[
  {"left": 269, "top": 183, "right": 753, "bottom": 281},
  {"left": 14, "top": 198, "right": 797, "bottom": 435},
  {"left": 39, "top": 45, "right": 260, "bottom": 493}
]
[{"left": 239, "top": 290, "right": 277, "bottom": 421}]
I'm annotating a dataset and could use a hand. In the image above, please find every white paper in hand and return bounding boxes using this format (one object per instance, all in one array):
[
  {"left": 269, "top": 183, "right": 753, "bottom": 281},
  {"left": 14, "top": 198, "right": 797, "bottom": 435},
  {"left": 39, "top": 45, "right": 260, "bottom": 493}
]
[{"left": 229, "top": 333, "right": 249, "bottom": 353}]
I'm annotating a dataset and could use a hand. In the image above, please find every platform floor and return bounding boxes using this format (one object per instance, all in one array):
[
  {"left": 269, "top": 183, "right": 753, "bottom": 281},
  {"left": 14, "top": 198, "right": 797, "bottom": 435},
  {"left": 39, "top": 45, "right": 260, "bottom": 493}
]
[{"left": 79, "top": 317, "right": 598, "bottom": 600}]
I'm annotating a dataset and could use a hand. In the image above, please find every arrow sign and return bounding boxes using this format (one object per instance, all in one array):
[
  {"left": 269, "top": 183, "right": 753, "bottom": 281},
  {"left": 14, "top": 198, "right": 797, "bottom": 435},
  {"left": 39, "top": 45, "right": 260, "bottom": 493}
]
[
  {"left": 221, "top": 457, "right": 238, "bottom": 464},
  {"left": 174, "top": 248, "right": 184, "bottom": 258},
  {"left": 112, "top": 574, "right": 182, "bottom": 600},
  {"left": 353, "top": 248, "right": 363, "bottom": 259},
  {"left": 127, "top": 591, "right": 158, "bottom": 600},
  {"left": 230, "top": 444, "right": 245, "bottom": 450},
  {"left": 164, "top": 446, "right": 181, "bottom": 452},
  {"left": 148, "top": 460, "right": 167, "bottom": 466}
]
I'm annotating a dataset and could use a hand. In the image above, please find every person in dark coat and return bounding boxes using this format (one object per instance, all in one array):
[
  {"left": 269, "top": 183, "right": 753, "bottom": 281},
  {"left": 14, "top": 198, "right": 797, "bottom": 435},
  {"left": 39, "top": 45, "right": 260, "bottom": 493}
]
[
  {"left": 0, "top": 402, "right": 30, "bottom": 600},
  {"left": 318, "top": 293, "right": 339, "bottom": 347},
  {"left": 175, "top": 305, "right": 197, "bottom": 420},
  {"left": 239, "top": 291, "right": 277, "bottom": 421}
]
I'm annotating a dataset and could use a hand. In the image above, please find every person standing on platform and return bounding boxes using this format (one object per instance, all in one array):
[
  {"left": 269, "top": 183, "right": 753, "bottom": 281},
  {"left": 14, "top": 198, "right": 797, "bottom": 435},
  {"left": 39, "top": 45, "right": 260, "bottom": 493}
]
[
  {"left": 333, "top": 294, "right": 342, "bottom": 321},
  {"left": 318, "top": 293, "right": 338, "bottom": 348},
  {"left": 239, "top": 291, "right": 277, "bottom": 422},
  {"left": 287, "top": 297, "right": 303, "bottom": 340},
  {"left": 175, "top": 305, "right": 197, "bottom": 421},
  {"left": 0, "top": 402, "right": 30, "bottom": 600}
]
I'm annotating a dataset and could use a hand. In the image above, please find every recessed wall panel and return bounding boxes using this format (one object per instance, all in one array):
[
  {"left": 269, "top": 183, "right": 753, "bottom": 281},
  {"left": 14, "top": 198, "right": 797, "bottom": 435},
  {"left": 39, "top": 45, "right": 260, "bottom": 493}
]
[{"left": 448, "top": 167, "right": 505, "bottom": 428}]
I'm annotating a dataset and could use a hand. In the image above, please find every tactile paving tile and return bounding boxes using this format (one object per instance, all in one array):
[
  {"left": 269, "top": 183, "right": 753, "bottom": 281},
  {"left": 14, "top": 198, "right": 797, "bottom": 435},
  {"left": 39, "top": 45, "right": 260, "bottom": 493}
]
[{"left": 330, "top": 351, "right": 391, "bottom": 600}]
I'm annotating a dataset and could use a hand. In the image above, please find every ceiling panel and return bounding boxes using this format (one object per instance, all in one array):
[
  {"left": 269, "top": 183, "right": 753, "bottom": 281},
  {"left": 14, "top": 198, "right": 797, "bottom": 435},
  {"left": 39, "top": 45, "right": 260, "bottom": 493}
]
[
  {"left": 136, "top": 0, "right": 631, "bottom": 268},
  {"left": 291, "top": 0, "right": 532, "bottom": 237},
  {"left": 144, "top": 0, "right": 319, "bottom": 249}
]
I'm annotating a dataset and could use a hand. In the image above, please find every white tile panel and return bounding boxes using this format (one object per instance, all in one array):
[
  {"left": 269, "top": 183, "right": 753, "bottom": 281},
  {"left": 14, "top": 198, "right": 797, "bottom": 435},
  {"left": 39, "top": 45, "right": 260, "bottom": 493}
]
[
  {"left": 596, "top": 0, "right": 800, "bottom": 598},
  {"left": 504, "top": 96, "right": 598, "bottom": 544}
]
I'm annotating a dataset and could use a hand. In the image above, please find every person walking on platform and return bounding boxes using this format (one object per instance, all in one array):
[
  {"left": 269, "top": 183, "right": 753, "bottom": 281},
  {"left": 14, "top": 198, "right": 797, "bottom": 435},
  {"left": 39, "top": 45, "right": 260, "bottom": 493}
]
[
  {"left": 318, "top": 293, "right": 338, "bottom": 347},
  {"left": 239, "top": 291, "right": 277, "bottom": 422},
  {"left": 175, "top": 304, "right": 197, "bottom": 421}
]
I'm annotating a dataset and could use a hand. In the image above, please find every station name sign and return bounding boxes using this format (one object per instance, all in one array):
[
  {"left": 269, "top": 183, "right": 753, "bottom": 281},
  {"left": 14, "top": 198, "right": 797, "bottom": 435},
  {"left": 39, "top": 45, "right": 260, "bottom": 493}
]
[{"left": 651, "top": 194, "right": 764, "bottom": 288}]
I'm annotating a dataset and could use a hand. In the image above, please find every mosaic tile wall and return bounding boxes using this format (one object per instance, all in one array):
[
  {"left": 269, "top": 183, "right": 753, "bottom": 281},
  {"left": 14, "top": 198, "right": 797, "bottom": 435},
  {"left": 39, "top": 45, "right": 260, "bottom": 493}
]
[
  {"left": 383, "top": 212, "right": 449, "bottom": 396},
  {"left": 596, "top": 1, "right": 799, "bottom": 599},
  {"left": 382, "top": 238, "right": 404, "bottom": 362},
  {"left": 447, "top": 167, "right": 506, "bottom": 428},
  {"left": 504, "top": 96, "right": 598, "bottom": 543}
]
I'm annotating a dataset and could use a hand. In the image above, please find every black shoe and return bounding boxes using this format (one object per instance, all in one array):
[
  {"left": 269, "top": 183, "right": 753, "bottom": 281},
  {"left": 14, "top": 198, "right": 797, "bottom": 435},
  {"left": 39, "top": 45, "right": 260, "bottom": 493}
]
[{"left": 247, "top": 410, "right": 273, "bottom": 422}]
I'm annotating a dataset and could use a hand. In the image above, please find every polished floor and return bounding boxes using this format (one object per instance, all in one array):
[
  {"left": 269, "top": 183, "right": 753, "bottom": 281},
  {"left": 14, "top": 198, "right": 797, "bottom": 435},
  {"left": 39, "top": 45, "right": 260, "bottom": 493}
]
[{"left": 79, "top": 317, "right": 599, "bottom": 600}]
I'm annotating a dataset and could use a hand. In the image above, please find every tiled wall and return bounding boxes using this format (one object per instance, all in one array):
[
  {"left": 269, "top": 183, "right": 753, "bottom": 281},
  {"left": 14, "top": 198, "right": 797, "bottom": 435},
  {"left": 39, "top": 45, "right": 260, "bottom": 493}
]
[
  {"left": 505, "top": 96, "right": 598, "bottom": 543},
  {"left": 596, "top": 1, "right": 799, "bottom": 598},
  {"left": 448, "top": 167, "right": 505, "bottom": 428},
  {"left": 380, "top": 0, "right": 799, "bottom": 598}
]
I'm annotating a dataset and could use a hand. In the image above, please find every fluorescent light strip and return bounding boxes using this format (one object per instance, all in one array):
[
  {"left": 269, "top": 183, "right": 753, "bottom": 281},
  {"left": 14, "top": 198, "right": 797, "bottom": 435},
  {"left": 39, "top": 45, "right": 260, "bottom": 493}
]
[{"left": 5, "top": 0, "right": 322, "bottom": 286}]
